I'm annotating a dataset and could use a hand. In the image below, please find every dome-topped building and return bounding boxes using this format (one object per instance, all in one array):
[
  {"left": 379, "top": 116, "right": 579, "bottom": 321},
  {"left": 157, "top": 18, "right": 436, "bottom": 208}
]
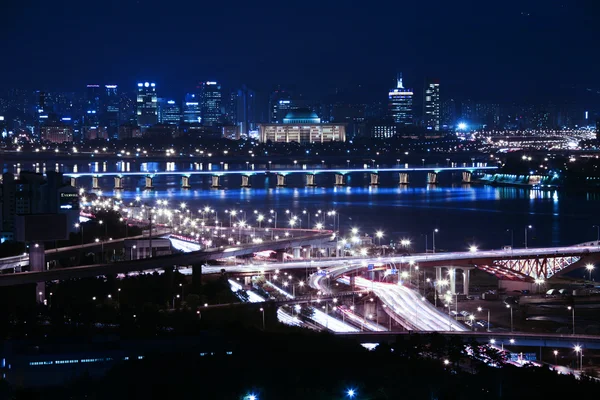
[
  {"left": 259, "top": 108, "right": 345, "bottom": 144},
  {"left": 282, "top": 109, "right": 321, "bottom": 124}
]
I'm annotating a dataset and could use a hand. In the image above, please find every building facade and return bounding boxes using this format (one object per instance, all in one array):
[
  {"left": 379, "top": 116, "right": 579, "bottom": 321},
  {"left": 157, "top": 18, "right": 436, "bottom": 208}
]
[
  {"left": 40, "top": 122, "right": 74, "bottom": 143},
  {"left": 259, "top": 109, "right": 346, "bottom": 143},
  {"left": 200, "top": 81, "right": 222, "bottom": 126},
  {"left": 136, "top": 82, "right": 158, "bottom": 127},
  {"left": 182, "top": 93, "right": 201, "bottom": 124},
  {"left": 158, "top": 99, "right": 181, "bottom": 124},
  {"left": 388, "top": 73, "right": 413, "bottom": 125},
  {"left": 423, "top": 79, "right": 440, "bottom": 131}
]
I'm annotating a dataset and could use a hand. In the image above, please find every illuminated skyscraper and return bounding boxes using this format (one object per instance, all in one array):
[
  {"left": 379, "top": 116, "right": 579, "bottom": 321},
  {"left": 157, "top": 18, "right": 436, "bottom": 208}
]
[
  {"left": 136, "top": 82, "right": 158, "bottom": 127},
  {"left": 269, "top": 88, "right": 292, "bottom": 123},
  {"left": 200, "top": 81, "right": 222, "bottom": 126},
  {"left": 183, "top": 93, "right": 201, "bottom": 124},
  {"left": 104, "top": 85, "right": 119, "bottom": 139},
  {"left": 423, "top": 79, "right": 440, "bottom": 131},
  {"left": 388, "top": 73, "right": 413, "bottom": 125},
  {"left": 158, "top": 98, "right": 182, "bottom": 124}
]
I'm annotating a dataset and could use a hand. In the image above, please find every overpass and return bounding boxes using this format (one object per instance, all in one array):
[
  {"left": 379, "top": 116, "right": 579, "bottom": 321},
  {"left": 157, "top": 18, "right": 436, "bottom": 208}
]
[
  {"left": 64, "top": 165, "right": 497, "bottom": 189},
  {"left": 336, "top": 331, "right": 600, "bottom": 350},
  {"left": 0, "top": 232, "right": 333, "bottom": 287}
]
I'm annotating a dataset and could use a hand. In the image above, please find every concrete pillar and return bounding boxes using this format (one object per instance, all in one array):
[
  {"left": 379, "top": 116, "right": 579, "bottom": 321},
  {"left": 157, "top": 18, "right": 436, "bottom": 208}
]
[
  {"left": 276, "top": 174, "right": 286, "bottom": 187},
  {"left": 211, "top": 175, "right": 220, "bottom": 188},
  {"left": 335, "top": 174, "right": 345, "bottom": 186},
  {"left": 181, "top": 176, "right": 191, "bottom": 189},
  {"left": 462, "top": 171, "right": 472, "bottom": 183},
  {"left": 370, "top": 173, "right": 379, "bottom": 186},
  {"left": 449, "top": 268, "right": 456, "bottom": 294},
  {"left": 399, "top": 173, "right": 409, "bottom": 185},
  {"left": 92, "top": 176, "right": 100, "bottom": 191},
  {"left": 276, "top": 249, "right": 286, "bottom": 262},
  {"left": 462, "top": 269, "right": 470, "bottom": 295},
  {"left": 435, "top": 266, "right": 442, "bottom": 291},
  {"left": 293, "top": 247, "right": 302, "bottom": 259},
  {"left": 302, "top": 245, "right": 312, "bottom": 259},
  {"left": 114, "top": 176, "right": 123, "bottom": 190},
  {"left": 305, "top": 174, "right": 316, "bottom": 187},
  {"left": 427, "top": 172, "right": 438, "bottom": 184},
  {"left": 30, "top": 243, "right": 45, "bottom": 303},
  {"left": 144, "top": 176, "right": 154, "bottom": 190},
  {"left": 192, "top": 264, "right": 202, "bottom": 293},
  {"left": 70, "top": 177, "right": 77, "bottom": 188},
  {"left": 241, "top": 175, "right": 251, "bottom": 188}
]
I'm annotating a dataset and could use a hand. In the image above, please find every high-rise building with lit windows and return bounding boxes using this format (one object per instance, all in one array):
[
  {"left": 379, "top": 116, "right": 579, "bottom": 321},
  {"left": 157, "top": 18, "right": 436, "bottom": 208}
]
[
  {"left": 388, "top": 73, "right": 413, "bottom": 125},
  {"left": 183, "top": 93, "right": 201, "bottom": 124},
  {"left": 199, "top": 81, "right": 222, "bottom": 126},
  {"left": 423, "top": 79, "right": 440, "bottom": 131},
  {"left": 136, "top": 82, "right": 158, "bottom": 127},
  {"left": 158, "top": 98, "right": 181, "bottom": 124},
  {"left": 104, "top": 85, "right": 119, "bottom": 139}
]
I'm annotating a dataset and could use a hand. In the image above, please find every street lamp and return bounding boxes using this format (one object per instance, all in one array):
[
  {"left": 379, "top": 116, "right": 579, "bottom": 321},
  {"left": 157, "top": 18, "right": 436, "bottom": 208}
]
[
  {"left": 376, "top": 230, "right": 383, "bottom": 247},
  {"left": 75, "top": 223, "right": 83, "bottom": 247},
  {"left": 259, "top": 307, "right": 265, "bottom": 330},
  {"left": 477, "top": 306, "right": 491, "bottom": 332},
  {"left": 468, "top": 314, "right": 475, "bottom": 331},
  {"left": 553, "top": 350, "right": 558, "bottom": 365},
  {"left": 568, "top": 306, "right": 575, "bottom": 335},
  {"left": 346, "top": 389, "right": 356, "bottom": 398},
  {"left": 594, "top": 225, "right": 600, "bottom": 242},
  {"left": 586, "top": 264, "right": 594, "bottom": 281},
  {"left": 574, "top": 345, "right": 583, "bottom": 372},
  {"left": 525, "top": 225, "right": 533, "bottom": 249},
  {"left": 432, "top": 228, "right": 439, "bottom": 253},
  {"left": 506, "top": 304, "right": 513, "bottom": 332},
  {"left": 469, "top": 245, "right": 478, "bottom": 253}
]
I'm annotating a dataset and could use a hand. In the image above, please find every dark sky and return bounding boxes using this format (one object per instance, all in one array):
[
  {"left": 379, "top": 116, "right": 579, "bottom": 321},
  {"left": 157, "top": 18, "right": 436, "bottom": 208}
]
[{"left": 1, "top": 0, "right": 599, "bottom": 101}]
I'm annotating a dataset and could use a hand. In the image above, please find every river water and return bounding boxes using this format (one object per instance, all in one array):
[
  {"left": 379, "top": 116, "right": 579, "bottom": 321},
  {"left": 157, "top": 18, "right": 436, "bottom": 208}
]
[{"left": 7, "top": 160, "right": 600, "bottom": 253}]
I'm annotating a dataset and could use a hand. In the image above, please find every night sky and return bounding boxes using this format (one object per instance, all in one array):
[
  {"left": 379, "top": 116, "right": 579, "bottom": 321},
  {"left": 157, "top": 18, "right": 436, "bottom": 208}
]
[{"left": 1, "top": 0, "right": 598, "bottom": 100}]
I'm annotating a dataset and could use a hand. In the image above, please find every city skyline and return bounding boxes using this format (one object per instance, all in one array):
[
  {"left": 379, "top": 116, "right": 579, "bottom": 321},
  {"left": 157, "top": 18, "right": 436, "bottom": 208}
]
[{"left": 1, "top": 1, "right": 599, "bottom": 102}]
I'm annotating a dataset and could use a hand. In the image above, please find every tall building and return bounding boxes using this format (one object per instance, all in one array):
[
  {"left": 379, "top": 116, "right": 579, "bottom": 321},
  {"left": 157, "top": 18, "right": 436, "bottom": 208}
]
[
  {"left": 199, "top": 81, "right": 222, "bottom": 126},
  {"left": 388, "top": 73, "right": 413, "bottom": 125},
  {"left": 423, "top": 79, "right": 440, "bottom": 131},
  {"left": 41, "top": 121, "right": 74, "bottom": 143},
  {"left": 441, "top": 98, "right": 457, "bottom": 130},
  {"left": 158, "top": 99, "right": 182, "bottom": 124},
  {"left": 136, "top": 82, "right": 158, "bottom": 127},
  {"left": 235, "top": 85, "right": 256, "bottom": 135},
  {"left": 269, "top": 88, "right": 293, "bottom": 123},
  {"left": 104, "top": 85, "right": 119, "bottom": 139},
  {"left": 182, "top": 93, "right": 201, "bottom": 124}
]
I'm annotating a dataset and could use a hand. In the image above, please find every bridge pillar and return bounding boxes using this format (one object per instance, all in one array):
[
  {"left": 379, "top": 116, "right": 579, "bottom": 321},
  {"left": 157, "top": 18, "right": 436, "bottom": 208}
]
[
  {"left": 181, "top": 176, "right": 191, "bottom": 189},
  {"left": 302, "top": 245, "right": 312, "bottom": 259},
  {"left": 192, "top": 264, "right": 202, "bottom": 293},
  {"left": 399, "top": 173, "right": 409, "bottom": 185},
  {"left": 92, "top": 176, "right": 100, "bottom": 191},
  {"left": 293, "top": 247, "right": 302, "bottom": 259},
  {"left": 435, "top": 267, "right": 442, "bottom": 291},
  {"left": 114, "top": 176, "right": 123, "bottom": 191},
  {"left": 462, "top": 171, "right": 472, "bottom": 183},
  {"left": 70, "top": 177, "right": 77, "bottom": 188},
  {"left": 462, "top": 269, "right": 470, "bottom": 296},
  {"left": 144, "top": 176, "right": 154, "bottom": 190},
  {"left": 335, "top": 174, "right": 346, "bottom": 186},
  {"left": 276, "top": 174, "right": 286, "bottom": 187},
  {"left": 449, "top": 268, "right": 456, "bottom": 294},
  {"left": 276, "top": 249, "right": 286, "bottom": 262},
  {"left": 211, "top": 175, "right": 220, "bottom": 188},
  {"left": 427, "top": 172, "right": 438, "bottom": 184},
  {"left": 241, "top": 175, "right": 251, "bottom": 188},
  {"left": 30, "top": 243, "right": 46, "bottom": 303},
  {"left": 305, "top": 174, "right": 316, "bottom": 187},
  {"left": 370, "top": 173, "right": 379, "bottom": 186}
]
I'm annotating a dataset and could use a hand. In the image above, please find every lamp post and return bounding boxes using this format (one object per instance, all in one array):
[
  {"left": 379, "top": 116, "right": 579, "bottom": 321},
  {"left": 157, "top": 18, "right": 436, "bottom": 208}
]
[
  {"left": 270, "top": 210, "right": 277, "bottom": 229},
  {"left": 594, "top": 225, "right": 600, "bottom": 242},
  {"left": 586, "top": 264, "right": 594, "bottom": 281},
  {"left": 432, "top": 229, "right": 439, "bottom": 253},
  {"left": 568, "top": 306, "right": 575, "bottom": 335},
  {"left": 506, "top": 228, "right": 514, "bottom": 248},
  {"left": 75, "top": 223, "right": 83, "bottom": 248},
  {"left": 478, "top": 306, "right": 491, "bottom": 332},
  {"left": 553, "top": 350, "right": 558, "bottom": 365},
  {"left": 574, "top": 345, "right": 583, "bottom": 372},
  {"left": 525, "top": 225, "right": 533, "bottom": 249},
  {"left": 506, "top": 304, "right": 513, "bottom": 332}
]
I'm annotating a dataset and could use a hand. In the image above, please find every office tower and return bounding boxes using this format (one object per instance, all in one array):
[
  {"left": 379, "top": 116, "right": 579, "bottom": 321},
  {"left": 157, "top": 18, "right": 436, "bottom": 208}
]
[
  {"left": 388, "top": 73, "right": 413, "bottom": 125},
  {"left": 441, "top": 98, "right": 457, "bottom": 130},
  {"left": 136, "top": 82, "right": 158, "bottom": 127},
  {"left": 423, "top": 79, "right": 440, "bottom": 131},
  {"left": 158, "top": 98, "right": 182, "bottom": 124},
  {"left": 199, "top": 81, "right": 222, "bottom": 126},
  {"left": 269, "top": 88, "right": 293, "bottom": 123},
  {"left": 235, "top": 85, "right": 256, "bottom": 135},
  {"left": 182, "top": 93, "right": 201, "bottom": 123},
  {"left": 104, "top": 85, "right": 120, "bottom": 139}
]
